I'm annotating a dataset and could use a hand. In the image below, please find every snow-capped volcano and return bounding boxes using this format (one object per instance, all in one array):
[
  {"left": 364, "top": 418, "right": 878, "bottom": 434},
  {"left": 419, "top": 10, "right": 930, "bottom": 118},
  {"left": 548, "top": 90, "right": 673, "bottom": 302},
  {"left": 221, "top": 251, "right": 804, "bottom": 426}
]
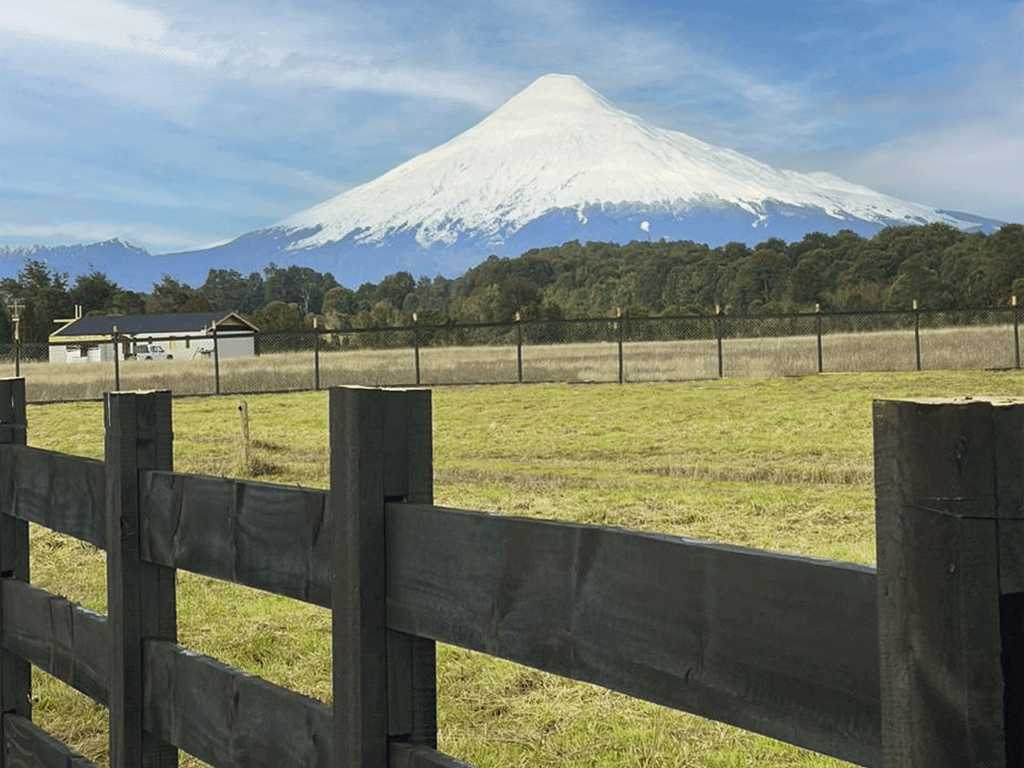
[
  {"left": 11, "top": 74, "right": 996, "bottom": 288},
  {"left": 279, "top": 73, "right": 979, "bottom": 254}
]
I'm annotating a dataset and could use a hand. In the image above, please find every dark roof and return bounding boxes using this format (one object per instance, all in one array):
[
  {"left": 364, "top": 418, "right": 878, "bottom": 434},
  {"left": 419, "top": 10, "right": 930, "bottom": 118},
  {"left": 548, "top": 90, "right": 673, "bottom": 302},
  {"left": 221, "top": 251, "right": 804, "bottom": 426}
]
[{"left": 52, "top": 312, "right": 256, "bottom": 338}]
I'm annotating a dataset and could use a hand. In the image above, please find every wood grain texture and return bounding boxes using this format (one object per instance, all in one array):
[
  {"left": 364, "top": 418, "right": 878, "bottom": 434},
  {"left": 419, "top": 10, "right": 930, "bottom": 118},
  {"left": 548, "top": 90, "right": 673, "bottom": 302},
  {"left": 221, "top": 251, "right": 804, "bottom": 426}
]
[
  {"left": 143, "top": 640, "right": 331, "bottom": 768},
  {"left": 330, "top": 387, "right": 437, "bottom": 768},
  {"left": 0, "top": 446, "right": 105, "bottom": 548},
  {"left": 874, "top": 399, "right": 1019, "bottom": 767},
  {"left": 0, "top": 580, "right": 108, "bottom": 705},
  {"left": 2, "top": 714, "right": 96, "bottom": 768},
  {"left": 0, "top": 378, "right": 31, "bottom": 768},
  {"left": 105, "top": 391, "right": 177, "bottom": 768},
  {"left": 386, "top": 502, "right": 880, "bottom": 766},
  {"left": 140, "top": 471, "right": 330, "bottom": 606},
  {"left": 389, "top": 743, "right": 473, "bottom": 768},
  {"left": 0, "top": 582, "right": 334, "bottom": 767}
]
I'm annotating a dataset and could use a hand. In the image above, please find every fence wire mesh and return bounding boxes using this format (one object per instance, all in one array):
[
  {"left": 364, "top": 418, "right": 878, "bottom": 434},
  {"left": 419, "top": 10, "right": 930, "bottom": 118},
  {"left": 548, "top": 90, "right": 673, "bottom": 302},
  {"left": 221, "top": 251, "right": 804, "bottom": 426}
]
[
  {"left": 918, "top": 309, "right": 1017, "bottom": 370},
  {"left": 418, "top": 323, "right": 519, "bottom": 385},
  {"left": 822, "top": 312, "right": 918, "bottom": 372},
  {"left": 521, "top": 318, "right": 619, "bottom": 383},
  {"left": 0, "top": 343, "right": 17, "bottom": 378},
  {"left": 18, "top": 307, "right": 1024, "bottom": 402},
  {"left": 116, "top": 335, "right": 216, "bottom": 397},
  {"left": 319, "top": 328, "right": 417, "bottom": 388},
  {"left": 623, "top": 316, "right": 718, "bottom": 382},
  {"left": 225, "top": 331, "right": 317, "bottom": 394},
  {"left": 721, "top": 315, "right": 819, "bottom": 378}
]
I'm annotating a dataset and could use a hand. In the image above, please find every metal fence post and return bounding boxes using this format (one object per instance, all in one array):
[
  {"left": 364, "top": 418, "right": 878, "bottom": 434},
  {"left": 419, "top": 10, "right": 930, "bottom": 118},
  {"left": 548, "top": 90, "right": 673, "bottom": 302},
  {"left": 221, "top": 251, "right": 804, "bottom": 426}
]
[
  {"left": 412, "top": 312, "right": 421, "bottom": 386},
  {"left": 874, "top": 398, "right": 1024, "bottom": 766},
  {"left": 330, "top": 387, "right": 437, "bottom": 765},
  {"left": 13, "top": 340, "right": 20, "bottom": 379},
  {"left": 112, "top": 326, "right": 121, "bottom": 390},
  {"left": 212, "top": 326, "right": 221, "bottom": 395},
  {"left": 1013, "top": 296, "right": 1020, "bottom": 370},
  {"left": 616, "top": 307, "right": 625, "bottom": 384},
  {"left": 0, "top": 378, "right": 31, "bottom": 762},
  {"left": 105, "top": 390, "right": 177, "bottom": 768},
  {"left": 913, "top": 299, "right": 922, "bottom": 371},
  {"left": 715, "top": 305, "right": 724, "bottom": 379},
  {"left": 313, "top": 318, "right": 321, "bottom": 391},
  {"left": 515, "top": 311, "right": 524, "bottom": 384},
  {"left": 815, "top": 303, "right": 824, "bottom": 374}
]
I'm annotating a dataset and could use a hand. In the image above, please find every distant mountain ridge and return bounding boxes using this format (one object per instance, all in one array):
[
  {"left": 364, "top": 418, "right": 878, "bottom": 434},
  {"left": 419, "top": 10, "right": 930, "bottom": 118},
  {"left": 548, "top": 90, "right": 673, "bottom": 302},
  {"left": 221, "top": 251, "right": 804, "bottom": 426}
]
[{"left": 2, "top": 74, "right": 1007, "bottom": 289}]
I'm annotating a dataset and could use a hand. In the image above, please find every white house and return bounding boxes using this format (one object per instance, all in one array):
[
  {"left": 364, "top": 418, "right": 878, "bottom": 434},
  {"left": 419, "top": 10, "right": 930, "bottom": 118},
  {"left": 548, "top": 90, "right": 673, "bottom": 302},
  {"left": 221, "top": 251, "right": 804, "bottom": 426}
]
[{"left": 49, "top": 309, "right": 259, "bottom": 364}]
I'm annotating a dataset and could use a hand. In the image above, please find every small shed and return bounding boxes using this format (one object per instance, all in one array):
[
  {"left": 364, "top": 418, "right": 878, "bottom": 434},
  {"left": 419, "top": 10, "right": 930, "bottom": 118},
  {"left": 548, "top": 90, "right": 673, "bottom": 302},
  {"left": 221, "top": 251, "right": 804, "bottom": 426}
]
[{"left": 49, "top": 310, "right": 258, "bottom": 363}]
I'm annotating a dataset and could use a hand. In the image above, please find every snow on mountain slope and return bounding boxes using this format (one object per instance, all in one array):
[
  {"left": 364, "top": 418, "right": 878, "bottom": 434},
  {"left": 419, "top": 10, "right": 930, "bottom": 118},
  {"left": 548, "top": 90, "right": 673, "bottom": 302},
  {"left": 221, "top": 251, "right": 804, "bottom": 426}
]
[
  {"left": 278, "top": 73, "right": 975, "bottom": 252},
  {"left": 8, "top": 74, "right": 1002, "bottom": 289}
]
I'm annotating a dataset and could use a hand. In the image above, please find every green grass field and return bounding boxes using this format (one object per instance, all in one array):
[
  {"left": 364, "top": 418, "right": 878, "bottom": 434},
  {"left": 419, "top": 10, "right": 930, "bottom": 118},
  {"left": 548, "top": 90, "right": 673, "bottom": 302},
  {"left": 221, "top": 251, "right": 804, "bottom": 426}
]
[{"left": 23, "top": 370, "right": 1024, "bottom": 766}]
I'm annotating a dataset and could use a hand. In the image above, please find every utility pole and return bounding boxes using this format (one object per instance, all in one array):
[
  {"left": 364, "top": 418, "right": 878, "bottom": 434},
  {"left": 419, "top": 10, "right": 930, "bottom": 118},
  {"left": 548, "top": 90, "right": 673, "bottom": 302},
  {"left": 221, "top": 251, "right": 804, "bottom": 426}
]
[{"left": 7, "top": 300, "right": 24, "bottom": 377}]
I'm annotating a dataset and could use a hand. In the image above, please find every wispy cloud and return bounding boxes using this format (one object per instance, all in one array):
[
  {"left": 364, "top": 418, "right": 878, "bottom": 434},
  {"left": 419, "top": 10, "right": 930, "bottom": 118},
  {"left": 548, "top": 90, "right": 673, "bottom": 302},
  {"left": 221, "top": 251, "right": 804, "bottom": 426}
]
[
  {"left": 0, "top": 0, "right": 203, "bottom": 64},
  {"left": 0, "top": 0, "right": 1020, "bottom": 252},
  {"left": 0, "top": 0, "right": 509, "bottom": 110}
]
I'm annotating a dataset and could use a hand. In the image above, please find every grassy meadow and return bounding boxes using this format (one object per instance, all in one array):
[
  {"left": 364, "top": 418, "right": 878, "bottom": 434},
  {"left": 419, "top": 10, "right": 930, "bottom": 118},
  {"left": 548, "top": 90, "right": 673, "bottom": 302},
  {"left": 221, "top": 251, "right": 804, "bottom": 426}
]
[
  {"left": 21, "top": 370, "right": 1024, "bottom": 766},
  {"left": 6, "top": 321, "right": 1020, "bottom": 402}
]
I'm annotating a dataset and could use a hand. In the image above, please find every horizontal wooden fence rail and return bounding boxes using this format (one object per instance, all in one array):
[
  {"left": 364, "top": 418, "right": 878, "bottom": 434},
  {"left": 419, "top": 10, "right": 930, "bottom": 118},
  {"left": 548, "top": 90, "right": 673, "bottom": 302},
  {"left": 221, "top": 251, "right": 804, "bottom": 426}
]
[
  {"left": 1, "top": 377, "right": 1021, "bottom": 766},
  {"left": 385, "top": 503, "right": 881, "bottom": 765},
  {"left": 140, "top": 471, "right": 331, "bottom": 607},
  {"left": 0, "top": 445, "right": 106, "bottom": 548},
  {"left": 3, "top": 713, "right": 96, "bottom": 768}
]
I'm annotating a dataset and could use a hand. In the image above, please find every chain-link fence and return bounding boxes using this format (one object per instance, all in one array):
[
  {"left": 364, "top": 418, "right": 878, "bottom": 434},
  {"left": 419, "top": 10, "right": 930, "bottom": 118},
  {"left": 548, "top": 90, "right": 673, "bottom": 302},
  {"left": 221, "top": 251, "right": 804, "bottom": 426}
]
[
  {"left": 17, "top": 306, "right": 1024, "bottom": 403},
  {"left": 114, "top": 334, "right": 216, "bottom": 397},
  {"left": 723, "top": 314, "right": 820, "bottom": 378},
  {"left": 918, "top": 308, "right": 1016, "bottom": 371},
  {"left": 319, "top": 327, "right": 417, "bottom": 388},
  {"left": 419, "top": 322, "right": 518, "bottom": 385},
  {"left": 623, "top": 316, "right": 718, "bottom": 382},
  {"left": 522, "top": 318, "right": 620, "bottom": 383},
  {"left": 822, "top": 311, "right": 918, "bottom": 373}
]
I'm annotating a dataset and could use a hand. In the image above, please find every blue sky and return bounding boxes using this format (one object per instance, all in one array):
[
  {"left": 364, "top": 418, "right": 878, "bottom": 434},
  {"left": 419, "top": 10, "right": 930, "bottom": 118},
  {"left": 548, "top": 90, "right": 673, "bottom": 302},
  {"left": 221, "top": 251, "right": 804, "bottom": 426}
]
[{"left": 1, "top": 0, "right": 1021, "bottom": 253}]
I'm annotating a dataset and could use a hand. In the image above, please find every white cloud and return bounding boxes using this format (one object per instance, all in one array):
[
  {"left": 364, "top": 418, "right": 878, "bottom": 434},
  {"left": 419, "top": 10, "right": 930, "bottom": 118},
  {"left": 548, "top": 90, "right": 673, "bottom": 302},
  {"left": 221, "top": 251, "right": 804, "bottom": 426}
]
[
  {"left": 0, "top": 0, "right": 202, "bottom": 64},
  {"left": 0, "top": 0, "right": 507, "bottom": 109},
  {"left": 841, "top": 117, "right": 1024, "bottom": 222}
]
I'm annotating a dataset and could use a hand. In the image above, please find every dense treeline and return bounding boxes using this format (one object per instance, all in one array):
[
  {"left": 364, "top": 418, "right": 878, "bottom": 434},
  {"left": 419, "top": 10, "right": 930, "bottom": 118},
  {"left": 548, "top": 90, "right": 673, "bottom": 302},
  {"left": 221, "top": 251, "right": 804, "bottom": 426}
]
[{"left": 2, "top": 223, "right": 1022, "bottom": 342}]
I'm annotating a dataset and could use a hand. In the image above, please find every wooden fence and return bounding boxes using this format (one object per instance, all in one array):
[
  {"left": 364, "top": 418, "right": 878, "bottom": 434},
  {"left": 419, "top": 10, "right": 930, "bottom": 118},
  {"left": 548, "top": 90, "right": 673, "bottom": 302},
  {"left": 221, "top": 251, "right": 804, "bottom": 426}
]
[{"left": 0, "top": 375, "right": 1021, "bottom": 766}]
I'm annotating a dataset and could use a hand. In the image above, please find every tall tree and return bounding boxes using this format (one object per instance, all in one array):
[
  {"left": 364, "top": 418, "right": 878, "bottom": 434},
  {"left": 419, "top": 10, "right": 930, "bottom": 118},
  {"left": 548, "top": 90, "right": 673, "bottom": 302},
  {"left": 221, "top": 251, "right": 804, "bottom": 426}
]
[
  {"left": 147, "top": 275, "right": 211, "bottom": 314},
  {"left": 0, "top": 260, "right": 73, "bottom": 342},
  {"left": 70, "top": 270, "right": 121, "bottom": 314}
]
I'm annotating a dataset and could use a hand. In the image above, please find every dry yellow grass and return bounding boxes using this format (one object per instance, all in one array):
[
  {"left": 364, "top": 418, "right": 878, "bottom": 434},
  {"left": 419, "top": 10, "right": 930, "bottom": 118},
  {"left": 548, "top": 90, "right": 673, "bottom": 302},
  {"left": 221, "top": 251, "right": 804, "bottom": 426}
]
[
  {"left": 20, "top": 370, "right": 1024, "bottom": 766},
  {"left": 7, "top": 322, "right": 1019, "bottom": 401}
]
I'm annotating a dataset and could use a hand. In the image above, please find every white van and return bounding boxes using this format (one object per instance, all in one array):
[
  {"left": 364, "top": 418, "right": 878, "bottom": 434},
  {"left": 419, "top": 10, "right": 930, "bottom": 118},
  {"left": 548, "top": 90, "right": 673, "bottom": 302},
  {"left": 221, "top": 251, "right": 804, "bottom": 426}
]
[{"left": 131, "top": 343, "right": 173, "bottom": 361}]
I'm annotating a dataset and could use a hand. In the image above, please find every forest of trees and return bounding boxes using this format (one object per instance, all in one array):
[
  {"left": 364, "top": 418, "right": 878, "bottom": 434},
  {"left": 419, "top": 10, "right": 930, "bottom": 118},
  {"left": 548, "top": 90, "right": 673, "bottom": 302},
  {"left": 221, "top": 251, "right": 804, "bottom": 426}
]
[{"left": 1, "top": 222, "right": 1022, "bottom": 343}]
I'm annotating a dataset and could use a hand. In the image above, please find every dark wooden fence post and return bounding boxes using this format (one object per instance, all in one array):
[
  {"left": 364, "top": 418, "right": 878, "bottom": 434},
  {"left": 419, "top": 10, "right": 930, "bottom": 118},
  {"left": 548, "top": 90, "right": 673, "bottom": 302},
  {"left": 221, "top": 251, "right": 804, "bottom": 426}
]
[
  {"left": 212, "top": 326, "right": 221, "bottom": 395},
  {"left": 515, "top": 311, "right": 523, "bottom": 384},
  {"left": 616, "top": 307, "right": 625, "bottom": 384},
  {"left": 0, "top": 378, "right": 30, "bottom": 765},
  {"left": 815, "top": 303, "right": 824, "bottom": 374},
  {"left": 314, "top": 318, "right": 321, "bottom": 391},
  {"left": 412, "top": 313, "right": 421, "bottom": 386},
  {"left": 105, "top": 390, "right": 177, "bottom": 768},
  {"left": 1013, "top": 295, "right": 1020, "bottom": 370},
  {"left": 715, "top": 305, "right": 724, "bottom": 379},
  {"left": 330, "top": 387, "right": 437, "bottom": 766},
  {"left": 912, "top": 299, "right": 922, "bottom": 371},
  {"left": 112, "top": 326, "right": 121, "bottom": 390},
  {"left": 874, "top": 397, "right": 1024, "bottom": 767}
]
